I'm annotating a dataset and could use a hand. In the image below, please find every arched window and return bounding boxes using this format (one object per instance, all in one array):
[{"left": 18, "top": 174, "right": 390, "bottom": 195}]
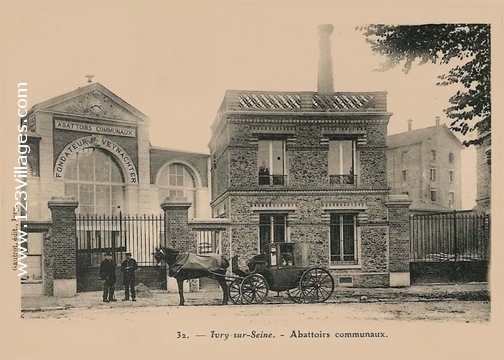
[
  {"left": 158, "top": 163, "right": 197, "bottom": 219},
  {"left": 448, "top": 153, "right": 454, "bottom": 163},
  {"left": 64, "top": 148, "right": 126, "bottom": 214}
]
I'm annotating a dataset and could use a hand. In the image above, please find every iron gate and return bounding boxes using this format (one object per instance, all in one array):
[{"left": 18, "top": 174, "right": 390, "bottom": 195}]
[
  {"left": 409, "top": 211, "right": 490, "bottom": 284},
  {"left": 76, "top": 213, "right": 166, "bottom": 292}
]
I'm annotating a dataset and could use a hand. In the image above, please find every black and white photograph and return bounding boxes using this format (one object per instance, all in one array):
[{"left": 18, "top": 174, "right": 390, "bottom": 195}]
[{"left": 0, "top": 0, "right": 502, "bottom": 359}]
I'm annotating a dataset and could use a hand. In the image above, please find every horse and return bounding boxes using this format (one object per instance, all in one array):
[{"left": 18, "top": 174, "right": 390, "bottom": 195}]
[{"left": 153, "top": 246, "right": 229, "bottom": 306}]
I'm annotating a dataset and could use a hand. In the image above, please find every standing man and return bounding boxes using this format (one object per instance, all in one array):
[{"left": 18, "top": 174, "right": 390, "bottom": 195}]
[
  {"left": 121, "top": 252, "right": 138, "bottom": 301},
  {"left": 100, "top": 251, "right": 117, "bottom": 303}
]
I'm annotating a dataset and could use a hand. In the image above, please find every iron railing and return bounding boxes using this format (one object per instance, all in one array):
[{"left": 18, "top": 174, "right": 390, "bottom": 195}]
[
  {"left": 329, "top": 174, "right": 357, "bottom": 185},
  {"left": 410, "top": 211, "right": 490, "bottom": 262},
  {"left": 76, "top": 212, "right": 164, "bottom": 268},
  {"left": 259, "top": 175, "right": 287, "bottom": 186}
]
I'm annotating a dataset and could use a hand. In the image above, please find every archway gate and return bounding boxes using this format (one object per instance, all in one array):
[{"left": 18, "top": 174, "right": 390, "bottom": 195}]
[{"left": 75, "top": 212, "right": 166, "bottom": 291}]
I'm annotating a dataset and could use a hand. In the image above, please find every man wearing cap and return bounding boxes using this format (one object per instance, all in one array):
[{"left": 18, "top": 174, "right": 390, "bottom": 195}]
[
  {"left": 121, "top": 252, "right": 138, "bottom": 301},
  {"left": 100, "top": 252, "right": 117, "bottom": 302}
]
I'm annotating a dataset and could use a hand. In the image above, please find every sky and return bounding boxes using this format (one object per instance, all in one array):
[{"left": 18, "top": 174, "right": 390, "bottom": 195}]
[{"left": 2, "top": 0, "right": 498, "bottom": 209}]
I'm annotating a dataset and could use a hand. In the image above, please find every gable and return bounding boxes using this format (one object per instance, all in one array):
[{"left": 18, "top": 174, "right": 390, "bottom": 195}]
[{"left": 30, "top": 83, "right": 149, "bottom": 125}]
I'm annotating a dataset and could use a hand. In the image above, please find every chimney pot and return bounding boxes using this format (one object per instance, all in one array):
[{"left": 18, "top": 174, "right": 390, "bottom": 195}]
[
  {"left": 435, "top": 116, "right": 440, "bottom": 126},
  {"left": 407, "top": 119, "right": 413, "bottom": 132},
  {"left": 317, "top": 24, "right": 335, "bottom": 93}
]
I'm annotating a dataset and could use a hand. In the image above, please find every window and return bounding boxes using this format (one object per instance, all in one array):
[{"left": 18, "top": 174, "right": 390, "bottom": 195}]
[
  {"left": 64, "top": 148, "right": 125, "bottom": 214},
  {"left": 449, "top": 171, "right": 454, "bottom": 183},
  {"left": 258, "top": 140, "right": 285, "bottom": 185},
  {"left": 430, "top": 168, "right": 436, "bottom": 181},
  {"left": 158, "top": 163, "right": 197, "bottom": 218},
  {"left": 259, "top": 214, "right": 286, "bottom": 252},
  {"left": 430, "top": 150, "right": 436, "bottom": 162},
  {"left": 330, "top": 214, "right": 358, "bottom": 265},
  {"left": 328, "top": 140, "right": 356, "bottom": 185},
  {"left": 430, "top": 189, "right": 437, "bottom": 203},
  {"left": 402, "top": 191, "right": 409, "bottom": 196},
  {"left": 449, "top": 153, "right": 454, "bottom": 163},
  {"left": 402, "top": 170, "right": 408, "bottom": 182},
  {"left": 448, "top": 192, "right": 455, "bottom": 209}
]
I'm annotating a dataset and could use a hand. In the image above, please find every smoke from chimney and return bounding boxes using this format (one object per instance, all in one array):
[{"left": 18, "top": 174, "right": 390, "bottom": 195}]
[
  {"left": 317, "top": 24, "right": 334, "bottom": 93},
  {"left": 407, "top": 119, "right": 413, "bottom": 132}
]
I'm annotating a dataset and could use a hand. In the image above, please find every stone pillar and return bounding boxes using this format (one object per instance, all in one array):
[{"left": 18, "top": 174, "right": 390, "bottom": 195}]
[
  {"left": 386, "top": 195, "right": 413, "bottom": 287},
  {"left": 161, "top": 197, "right": 193, "bottom": 292},
  {"left": 161, "top": 197, "right": 193, "bottom": 251},
  {"left": 47, "top": 197, "right": 79, "bottom": 297}
]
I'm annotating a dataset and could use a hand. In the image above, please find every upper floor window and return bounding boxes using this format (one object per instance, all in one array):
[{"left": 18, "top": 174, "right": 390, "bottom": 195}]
[
  {"left": 328, "top": 140, "right": 356, "bottom": 185},
  {"left": 430, "top": 189, "right": 437, "bottom": 203},
  {"left": 258, "top": 140, "right": 285, "bottom": 185},
  {"left": 402, "top": 170, "right": 408, "bottom": 182},
  {"left": 448, "top": 153, "right": 454, "bottom": 163},
  {"left": 449, "top": 171, "right": 454, "bottom": 183},
  {"left": 158, "top": 163, "right": 197, "bottom": 218},
  {"left": 330, "top": 213, "right": 358, "bottom": 266},
  {"left": 259, "top": 214, "right": 286, "bottom": 252},
  {"left": 430, "top": 150, "right": 436, "bottom": 162},
  {"left": 430, "top": 168, "right": 436, "bottom": 181}
]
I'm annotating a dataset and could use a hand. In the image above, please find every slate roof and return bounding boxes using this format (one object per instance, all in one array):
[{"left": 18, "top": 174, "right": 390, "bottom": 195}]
[{"left": 387, "top": 124, "right": 462, "bottom": 149}]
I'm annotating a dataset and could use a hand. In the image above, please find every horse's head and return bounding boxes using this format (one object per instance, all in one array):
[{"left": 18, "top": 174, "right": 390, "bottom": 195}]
[{"left": 153, "top": 246, "right": 179, "bottom": 265}]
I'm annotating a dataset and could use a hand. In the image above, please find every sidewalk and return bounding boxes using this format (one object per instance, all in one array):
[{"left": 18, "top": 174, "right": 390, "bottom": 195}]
[{"left": 21, "top": 283, "right": 490, "bottom": 312}]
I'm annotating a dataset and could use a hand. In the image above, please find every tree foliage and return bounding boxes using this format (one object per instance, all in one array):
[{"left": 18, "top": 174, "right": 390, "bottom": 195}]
[{"left": 359, "top": 24, "right": 490, "bottom": 146}]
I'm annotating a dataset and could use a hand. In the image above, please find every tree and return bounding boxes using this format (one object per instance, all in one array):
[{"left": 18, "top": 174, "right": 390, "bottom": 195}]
[{"left": 359, "top": 24, "right": 490, "bottom": 146}]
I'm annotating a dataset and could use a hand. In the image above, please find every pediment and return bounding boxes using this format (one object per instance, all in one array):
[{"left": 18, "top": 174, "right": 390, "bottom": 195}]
[{"left": 31, "top": 83, "right": 148, "bottom": 124}]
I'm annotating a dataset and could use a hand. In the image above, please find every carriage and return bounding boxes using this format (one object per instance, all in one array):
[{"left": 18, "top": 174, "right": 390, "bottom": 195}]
[{"left": 226, "top": 242, "right": 335, "bottom": 305}]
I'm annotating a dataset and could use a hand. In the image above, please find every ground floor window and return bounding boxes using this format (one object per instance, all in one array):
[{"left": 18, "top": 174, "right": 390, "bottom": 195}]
[
  {"left": 330, "top": 213, "right": 358, "bottom": 265},
  {"left": 259, "top": 214, "right": 287, "bottom": 252}
]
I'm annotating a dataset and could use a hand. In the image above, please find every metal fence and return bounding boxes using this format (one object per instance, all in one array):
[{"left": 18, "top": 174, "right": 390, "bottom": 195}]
[
  {"left": 410, "top": 211, "right": 490, "bottom": 262},
  {"left": 76, "top": 213, "right": 164, "bottom": 268}
]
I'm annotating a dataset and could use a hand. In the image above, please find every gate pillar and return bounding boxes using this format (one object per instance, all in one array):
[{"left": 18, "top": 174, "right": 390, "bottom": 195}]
[
  {"left": 161, "top": 197, "right": 194, "bottom": 251},
  {"left": 47, "top": 197, "right": 79, "bottom": 297},
  {"left": 386, "top": 195, "right": 413, "bottom": 287},
  {"left": 161, "top": 197, "right": 193, "bottom": 292}
]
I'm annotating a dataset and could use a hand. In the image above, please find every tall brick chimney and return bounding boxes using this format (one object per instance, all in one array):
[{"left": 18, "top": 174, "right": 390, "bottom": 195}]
[
  {"left": 407, "top": 119, "right": 413, "bottom": 132},
  {"left": 435, "top": 116, "right": 440, "bottom": 126},
  {"left": 317, "top": 24, "right": 334, "bottom": 93}
]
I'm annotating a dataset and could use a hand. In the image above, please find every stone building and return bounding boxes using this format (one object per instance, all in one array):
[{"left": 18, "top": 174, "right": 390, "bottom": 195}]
[
  {"left": 474, "top": 123, "right": 491, "bottom": 213},
  {"left": 208, "top": 24, "right": 411, "bottom": 287},
  {"left": 21, "top": 83, "right": 211, "bottom": 295},
  {"left": 386, "top": 118, "right": 463, "bottom": 213}
]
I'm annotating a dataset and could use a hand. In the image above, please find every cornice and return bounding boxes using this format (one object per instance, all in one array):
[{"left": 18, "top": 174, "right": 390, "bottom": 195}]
[{"left": 211, "top": 187, "right": 390, "bottom": 206}]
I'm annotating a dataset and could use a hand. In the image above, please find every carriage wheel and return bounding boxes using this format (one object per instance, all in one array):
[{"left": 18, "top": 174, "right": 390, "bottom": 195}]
[
  {"left": 299, "top": 268, "right": 334, "bottom": 303},
  {"left": 240, "top": 274, "right": 269, "bottom": 304},
  {"left": 287, "top": 286, "right": 305, "bottom": 304},
  {"left": 228, "top": 279, "right": 242, "bottom": 305}
]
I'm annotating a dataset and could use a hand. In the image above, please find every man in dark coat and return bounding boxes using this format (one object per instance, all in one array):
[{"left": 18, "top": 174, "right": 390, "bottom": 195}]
[
  {"left": 121, "top": 252, "right": 138, "bottom": 301},
  {"left": 100, "top": 252, "right": 117, "bottom": 302}
]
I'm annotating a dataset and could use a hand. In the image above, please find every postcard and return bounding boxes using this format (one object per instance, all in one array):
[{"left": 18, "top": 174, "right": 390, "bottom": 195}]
[{"left": 1, "top": 1, "right": 502, "bottom": 359}]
